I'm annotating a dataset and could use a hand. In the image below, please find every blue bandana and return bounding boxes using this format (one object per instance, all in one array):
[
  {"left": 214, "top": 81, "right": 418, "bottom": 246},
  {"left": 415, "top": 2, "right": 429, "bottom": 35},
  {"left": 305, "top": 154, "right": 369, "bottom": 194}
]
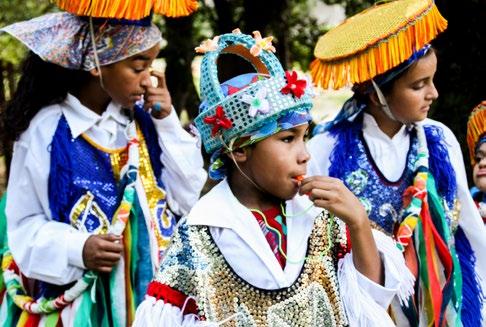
[{"left": 475, "top": 135, "right": 486, "bottom": 156}]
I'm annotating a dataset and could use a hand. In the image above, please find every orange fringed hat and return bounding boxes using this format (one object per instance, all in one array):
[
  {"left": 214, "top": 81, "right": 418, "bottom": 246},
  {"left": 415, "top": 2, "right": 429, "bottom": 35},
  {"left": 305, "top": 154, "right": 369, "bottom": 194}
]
[
  {"left": 467, "top": 101, "right": 486, "bottom": 166},
  {"left": 54, "top": 0, "right": 198, "bottom": 19},
  {"left": 310, "top": 0, "right": 447, "bottom": 89}
]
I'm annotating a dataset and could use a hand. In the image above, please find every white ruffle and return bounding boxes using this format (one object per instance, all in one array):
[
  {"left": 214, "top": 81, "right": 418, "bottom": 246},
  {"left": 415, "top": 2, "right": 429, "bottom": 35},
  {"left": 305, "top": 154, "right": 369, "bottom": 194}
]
[
  {"left": 372, "top": 229, "right": 415, "bottom": 305},
  {"left": 133, "top": 296, "right": 201, "bottom": 327},
  {"left": 338, "top": 229, "right": 415, "bottom": 326},
  {"left": 134, "top": 296, "right": 252, "bottom": 326}
]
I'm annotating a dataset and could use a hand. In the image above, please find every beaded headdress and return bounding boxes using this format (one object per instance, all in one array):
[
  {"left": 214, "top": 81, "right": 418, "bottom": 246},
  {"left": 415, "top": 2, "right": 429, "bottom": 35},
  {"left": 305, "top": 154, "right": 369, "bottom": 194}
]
[
  {"left": 467, "top": 101, "right": 486, "bottom": 166},
  {"left": 310, "top": 0, "right": 447, "bottom": 90},
  {"left": 194, "top": 30, "right": 313, "bottom": 155}
]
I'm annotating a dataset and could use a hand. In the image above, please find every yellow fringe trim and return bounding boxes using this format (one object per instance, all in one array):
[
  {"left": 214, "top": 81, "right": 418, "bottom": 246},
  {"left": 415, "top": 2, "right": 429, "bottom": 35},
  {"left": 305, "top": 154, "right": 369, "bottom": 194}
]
[
  {"left": 54, "top": 0, "right": 198, "bottom": 19},
  {"left": 466, "top": 101, "right": 486, "bottom": 166},
  {"left": 310, "top": 3, "right": 447, "bottom": 89}
]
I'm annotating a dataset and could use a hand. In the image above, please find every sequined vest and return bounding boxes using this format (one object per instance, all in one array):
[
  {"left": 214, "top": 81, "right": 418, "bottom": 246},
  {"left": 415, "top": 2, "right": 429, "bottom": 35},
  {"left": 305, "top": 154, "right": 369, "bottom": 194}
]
[
  {"left": 48, "top": 108, "right": 167, "bottom": 227},
  {"left": 156, "top": 213, "right": 349, "bottom": 327},
  {"left": 330, "top": 128, "right": 418, "bottom": 235},
  {"left": 328, "top": 117, "right": 462, "bottom": 236},
  {"left": 45, "top": 108, "right": 176, "bottom": 301}
]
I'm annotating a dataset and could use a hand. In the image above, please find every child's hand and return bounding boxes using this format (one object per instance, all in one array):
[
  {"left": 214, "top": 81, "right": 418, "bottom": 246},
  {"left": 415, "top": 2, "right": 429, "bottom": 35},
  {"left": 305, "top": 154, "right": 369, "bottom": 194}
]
[
  {"left": 142, "top": 69, "right": 172, "bottom": 119},
  {"left": 301, "top": 176, "right": 383, "bottom": 284},
  {"left": 299, "top": 176, "right": 368, "bottom": 230},
  {"left": 82, "top": 234, "right": 124, "bottom": 273}
]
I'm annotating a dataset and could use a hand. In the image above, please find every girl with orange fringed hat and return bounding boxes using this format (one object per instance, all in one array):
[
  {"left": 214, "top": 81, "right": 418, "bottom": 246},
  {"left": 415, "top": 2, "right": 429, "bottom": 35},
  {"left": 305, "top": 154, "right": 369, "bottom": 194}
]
[
  {"left": 307, "top": 0, "right": 486, "bottom": 326},
  {"left": 0, "top": 1, "right": 205, "bottom": 325},
  {"left": 467, "top": 101, "right": 486, "bottom": 224}
]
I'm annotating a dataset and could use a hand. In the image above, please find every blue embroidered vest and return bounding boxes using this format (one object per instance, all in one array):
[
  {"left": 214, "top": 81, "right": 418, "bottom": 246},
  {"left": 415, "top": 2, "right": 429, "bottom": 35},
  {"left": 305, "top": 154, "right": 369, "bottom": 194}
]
[
  {"left": 332, "top": 126, "right": 418, "bottom": 234},
  {"left": 326, "top": 116, "right": 484, "bottom": 326},
  {"left": 327, "top": 115, "right": 457, "bottom": 234},
  {"left": 44, "top": 107, "right": 175, "bottom": 303}
]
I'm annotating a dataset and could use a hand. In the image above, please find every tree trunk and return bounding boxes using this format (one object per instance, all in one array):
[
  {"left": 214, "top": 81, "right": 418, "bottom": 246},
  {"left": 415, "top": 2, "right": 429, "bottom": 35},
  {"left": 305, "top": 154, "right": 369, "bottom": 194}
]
[
  {"left": 163, "top": 16, "right": 200, "bottom": 121},
  {"left": 213, "top": 0, "right": 237, "bottom": 34},
  {"left": 6, "top": 63, "right": 15, "bottom": 100},
  {"left": 0, "top": 62, "right": 5, "bottom": 107},
  {"left": 272, "top": 0, "right": 291, "bottom": 69},
  {"left": 243, "top": 0, "right": 290, "bottom": 68}
]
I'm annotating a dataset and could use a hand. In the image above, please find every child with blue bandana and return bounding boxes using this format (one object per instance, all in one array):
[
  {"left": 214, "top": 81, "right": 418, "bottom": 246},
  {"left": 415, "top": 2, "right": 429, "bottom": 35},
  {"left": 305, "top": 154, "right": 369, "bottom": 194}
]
[{"left": 133, "top": 30, "right": 413, "bottom": 327}]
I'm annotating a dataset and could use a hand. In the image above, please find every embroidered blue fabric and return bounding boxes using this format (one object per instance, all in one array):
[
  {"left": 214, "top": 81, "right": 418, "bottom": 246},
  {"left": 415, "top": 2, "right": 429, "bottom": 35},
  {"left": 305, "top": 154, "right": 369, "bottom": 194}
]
[
  {"left": 327, "top": 116, "right": 418, "bottom": 234},
  {"left": 43, "top": 106, "right": 165, "bottom": 300},
  {"left": 48, "top": 115, "right": 120, "bottom": 226},
  {"left": 326, "top": 114, "right": 457, "bottom": 233}
]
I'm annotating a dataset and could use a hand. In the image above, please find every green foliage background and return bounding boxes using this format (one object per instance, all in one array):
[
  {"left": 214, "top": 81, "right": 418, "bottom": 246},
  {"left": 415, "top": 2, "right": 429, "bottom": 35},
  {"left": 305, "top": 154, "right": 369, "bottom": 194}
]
[{"left": 0, "top": 0, "right": 484, "bottom": 182}]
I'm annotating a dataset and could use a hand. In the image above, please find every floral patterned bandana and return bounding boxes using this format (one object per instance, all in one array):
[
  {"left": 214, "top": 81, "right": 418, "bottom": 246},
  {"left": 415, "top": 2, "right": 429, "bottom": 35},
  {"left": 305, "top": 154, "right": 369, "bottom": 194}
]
[
  {"left": 1, "top": 12, "right": 162, "bottom": 71},
  {"left": 206, "top": 73, "right": 312, "bottom": 180}
]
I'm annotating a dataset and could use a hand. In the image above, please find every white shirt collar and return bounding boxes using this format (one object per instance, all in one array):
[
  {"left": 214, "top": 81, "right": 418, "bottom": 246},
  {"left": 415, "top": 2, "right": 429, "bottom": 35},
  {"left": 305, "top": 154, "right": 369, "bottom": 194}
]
[
  {"left": 186, "top": 179, "right": 321, "bottom": 285},
  {"left": 187, "top": 178, "right": 321, "bottom": 228},
  {"left": 62, "top": 94, "right": 129, "bottom": 139},
  {"left": 362, "top": 112, "right": 409, "bottom": 143},
  {"left": 186, "top": 179, "right": 241, "bottom": 229}
]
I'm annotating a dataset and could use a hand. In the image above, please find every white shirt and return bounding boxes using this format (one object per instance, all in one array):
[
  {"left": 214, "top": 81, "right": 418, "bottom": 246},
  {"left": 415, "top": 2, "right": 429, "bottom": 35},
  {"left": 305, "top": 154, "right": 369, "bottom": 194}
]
[
  {"left": 307, "top": 113, "right": 486, "bottom": 321},
  {"left": 5, "top": 94, "right": 207, "bottom": 285},
  {"left": 134, "top": 179, "right": 415, "bottom": 326}
]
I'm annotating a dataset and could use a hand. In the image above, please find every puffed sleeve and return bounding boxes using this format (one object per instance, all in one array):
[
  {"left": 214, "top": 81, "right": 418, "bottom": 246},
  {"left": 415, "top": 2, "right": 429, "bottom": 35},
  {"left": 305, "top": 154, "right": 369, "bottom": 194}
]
[{"left": 151, "top": 109, "right": 207, "bottom": 216}]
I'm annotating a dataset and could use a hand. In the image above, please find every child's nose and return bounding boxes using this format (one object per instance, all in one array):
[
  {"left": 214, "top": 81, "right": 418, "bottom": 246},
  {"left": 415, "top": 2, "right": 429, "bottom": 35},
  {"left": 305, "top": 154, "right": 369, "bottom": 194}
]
[
  {"left": 140, "top": 72, "right": 152, "bottom": 88},
  {"left": 298, "top": 146, "right": 311, "bottom": 164},
  {"left": 479, "top": 157, "right": 486, "bottom": 167},
  {"left": 428, "top": 82, "right": 439, "bottom": 100}
]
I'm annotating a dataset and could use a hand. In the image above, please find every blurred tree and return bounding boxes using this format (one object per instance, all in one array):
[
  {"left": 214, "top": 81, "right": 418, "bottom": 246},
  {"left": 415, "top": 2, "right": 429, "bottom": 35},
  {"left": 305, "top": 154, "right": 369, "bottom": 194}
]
[
  {"left": 0, "top": 0, "right": 55, "bottom": 176},
  {"left": 2, "top": 0, "right": 482, "bottom": 183},
  {"left": 432, "top": 0, "right": 485, "bottom": 181},
  {"left": 163, "top": 16, "right": 201, "bottom": 119}
]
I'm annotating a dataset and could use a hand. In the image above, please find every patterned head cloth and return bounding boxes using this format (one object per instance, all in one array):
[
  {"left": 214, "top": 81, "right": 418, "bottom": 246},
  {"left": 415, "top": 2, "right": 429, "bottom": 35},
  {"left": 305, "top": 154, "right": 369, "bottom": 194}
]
[
  {"left": 467, "top": 101, "right": 486, "bottom": 166},
  {"left": 1, "top": 12, "right": 162, "bottom": 71},
  {"left": 193, "top": 31, "right": 313, "bottom": 180}
]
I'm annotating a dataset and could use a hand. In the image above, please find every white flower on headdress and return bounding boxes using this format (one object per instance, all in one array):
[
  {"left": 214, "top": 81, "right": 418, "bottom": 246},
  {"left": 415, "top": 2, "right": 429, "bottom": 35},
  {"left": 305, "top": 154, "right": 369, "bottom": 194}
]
[
  {"left": 241, "top": 87, "right": 271, "bottom": 117},
  {"left": 250, "top": 31, "right": 276, "bottom": 56},
  {"left": 195, "top": 36, "right": 220, "bottom": 54},
  {"left": 232, "top": 28, "right": 242, "bottom": 34}
]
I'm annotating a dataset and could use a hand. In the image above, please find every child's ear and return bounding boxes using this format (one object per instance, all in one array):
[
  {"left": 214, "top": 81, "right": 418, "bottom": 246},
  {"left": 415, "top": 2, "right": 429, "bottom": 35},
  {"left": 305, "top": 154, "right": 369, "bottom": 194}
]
[
  {"left": 369, "top": 92, "right": 380, "bottom": 107},
  {"left": 89, "top": 68, "right": 101, "bottom": 77},
  {"left": 227, "top": 147, "right": 249, "bottom": 163}
]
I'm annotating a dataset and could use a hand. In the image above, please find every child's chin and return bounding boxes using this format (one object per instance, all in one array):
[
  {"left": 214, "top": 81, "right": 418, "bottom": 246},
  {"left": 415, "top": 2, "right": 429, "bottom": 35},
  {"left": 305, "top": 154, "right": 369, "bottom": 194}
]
[{"left": 281, "top": 190, "right": 298, "bottom": 201}]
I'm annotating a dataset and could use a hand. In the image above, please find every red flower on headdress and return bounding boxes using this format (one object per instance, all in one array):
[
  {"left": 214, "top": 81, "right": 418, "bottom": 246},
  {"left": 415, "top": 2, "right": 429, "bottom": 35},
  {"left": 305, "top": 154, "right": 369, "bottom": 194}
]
[
  {"left": 280, "top": 71, "right": 307, "bottom": 98},
  {"left": 204, "top": 106, "right": 233, "bottom": 136}
]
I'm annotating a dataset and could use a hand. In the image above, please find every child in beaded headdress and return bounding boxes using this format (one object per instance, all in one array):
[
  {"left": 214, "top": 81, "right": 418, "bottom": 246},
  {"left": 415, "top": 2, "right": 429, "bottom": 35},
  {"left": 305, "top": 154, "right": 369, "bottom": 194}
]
[
  {"left": 0, "top": 11, "right": 206, "bottom": 325},
  {"left": 133, "top": 30, "right": 414, "bottom": 327},
  {"left": 467, "top": 101, "right": 486, "bottom": 224},
  {"left": 307, "top": 0, "right": 486, "bottom": 325}
]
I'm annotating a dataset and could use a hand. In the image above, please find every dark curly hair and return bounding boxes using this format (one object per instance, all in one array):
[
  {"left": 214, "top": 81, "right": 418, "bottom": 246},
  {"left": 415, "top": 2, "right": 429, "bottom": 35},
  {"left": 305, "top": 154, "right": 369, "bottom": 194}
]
[{"left": 1, "top": 51, "right": 91, "bottom": 145}]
